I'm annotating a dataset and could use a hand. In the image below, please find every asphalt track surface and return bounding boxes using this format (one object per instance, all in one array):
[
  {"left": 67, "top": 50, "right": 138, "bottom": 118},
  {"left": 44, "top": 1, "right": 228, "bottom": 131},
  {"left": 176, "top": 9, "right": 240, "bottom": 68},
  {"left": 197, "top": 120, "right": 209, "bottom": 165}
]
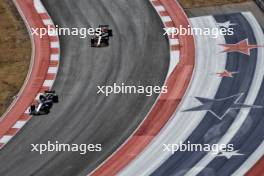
[
  {"left": 0, "top": 0, "right": 169, "bottom": 176},
  {"left": 153, "top": 13, "right": 259, "bottom": 176}
]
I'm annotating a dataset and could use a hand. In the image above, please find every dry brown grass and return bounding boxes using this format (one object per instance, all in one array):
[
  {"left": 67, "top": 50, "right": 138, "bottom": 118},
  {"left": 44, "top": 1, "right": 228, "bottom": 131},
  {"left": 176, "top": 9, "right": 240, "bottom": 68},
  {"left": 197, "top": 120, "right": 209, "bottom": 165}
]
[
  {"left": 178, "top": 0, "right": 253, "bottom": 9},
  {"left": 0, "top": 0, "right": 31, "bottom": 116}
]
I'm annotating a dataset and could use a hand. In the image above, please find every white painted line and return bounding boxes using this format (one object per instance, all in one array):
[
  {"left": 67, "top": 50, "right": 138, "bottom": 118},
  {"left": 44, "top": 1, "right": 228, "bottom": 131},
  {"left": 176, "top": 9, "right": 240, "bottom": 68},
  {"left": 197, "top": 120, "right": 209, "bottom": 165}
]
[
  {"left": 48, "top": 31, "right": 57, "bottom": 37},
  {"left": 43, "top": 19, "right": 53, "bottom": 25},
  {"left": 43, "top": 80, "right": 54, "bottom": 87},
  {"left": 33, "top": 0, "right": 47, "bottom": 13},
  {"left": 35, "top": 93, "right": 41, "bottom": 101},
  {"left": 12, "top": 121, "right": 27, "bottom": 129},
  {"left": 153, "top": 5, "right": 165, "bottom": 12},
  {"left": 48, "top": 67, "right": 58, "bottom": 74},
  {"left": 170, "top": 39, "right": 179, "bottom": 45},
  {"left": 25, "top": 107, "right": 30, "bottom": 114},
  {"left": 0, "top": 135, "right": 13, "bottom": 144},
  {"left": 50, "top": 54, "right": 59, "bottom": 61},
  {"left": 167, "top": 51, "right": 180, "bottom": 75},
  {"left": 170, "top": 50, "right": 180, "bottom": 60},
  {"left": 161, "top": 16, "right": 172, "bottom": 22},
  {"left": 50, "top": 41, "right": 60, "bottom": 48}
]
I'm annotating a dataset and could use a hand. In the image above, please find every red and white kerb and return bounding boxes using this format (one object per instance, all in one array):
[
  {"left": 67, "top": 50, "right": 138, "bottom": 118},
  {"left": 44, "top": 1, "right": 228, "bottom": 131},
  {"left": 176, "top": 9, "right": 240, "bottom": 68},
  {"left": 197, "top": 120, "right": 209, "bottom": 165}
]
[{"left": 150, "top": 0, "right": 180, "bottom": 76}]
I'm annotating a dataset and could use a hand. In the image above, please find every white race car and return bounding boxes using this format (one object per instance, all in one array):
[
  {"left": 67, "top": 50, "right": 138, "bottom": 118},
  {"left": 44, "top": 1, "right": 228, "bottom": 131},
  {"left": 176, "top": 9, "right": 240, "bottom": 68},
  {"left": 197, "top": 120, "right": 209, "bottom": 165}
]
[{"left": 29, "top": 91, "right": 59, "bottom": 115}]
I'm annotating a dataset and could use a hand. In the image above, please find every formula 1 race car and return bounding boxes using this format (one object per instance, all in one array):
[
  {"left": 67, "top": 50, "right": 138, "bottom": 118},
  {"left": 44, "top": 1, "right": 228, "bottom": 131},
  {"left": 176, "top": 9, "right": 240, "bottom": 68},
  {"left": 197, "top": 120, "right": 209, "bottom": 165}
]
[
  {"left": 40, "top": 90, "right": 59, "bottom": 103},
  {"left": 29, "top": 91, "right": 59, "bottom": 115},
  {"left": 91, "top": 25, "right": 113, "bottom": 47}
]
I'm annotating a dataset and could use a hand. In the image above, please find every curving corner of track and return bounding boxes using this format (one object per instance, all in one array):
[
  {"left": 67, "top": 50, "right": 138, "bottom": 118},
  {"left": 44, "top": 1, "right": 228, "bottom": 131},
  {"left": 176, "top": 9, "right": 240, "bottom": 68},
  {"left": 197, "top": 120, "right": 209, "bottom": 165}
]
[
  {"left": 89, "top": 0, "right": 195, "bottom": 175},
  {"left": 0, "top": 0, "right": 60, "bottom": 150}
]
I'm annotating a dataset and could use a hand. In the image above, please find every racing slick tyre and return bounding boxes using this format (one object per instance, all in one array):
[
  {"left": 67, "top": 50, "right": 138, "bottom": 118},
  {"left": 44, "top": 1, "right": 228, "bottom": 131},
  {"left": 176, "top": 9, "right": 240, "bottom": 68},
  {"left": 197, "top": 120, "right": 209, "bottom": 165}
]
[{"left": 52, "top": 95, "right": 59, "bottom": 103}]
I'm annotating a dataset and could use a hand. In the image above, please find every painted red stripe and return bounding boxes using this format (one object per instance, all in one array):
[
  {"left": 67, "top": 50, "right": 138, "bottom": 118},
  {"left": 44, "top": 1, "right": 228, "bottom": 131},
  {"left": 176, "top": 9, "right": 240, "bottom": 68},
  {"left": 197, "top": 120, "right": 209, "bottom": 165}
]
[
  {"left": 49, "top": 36, "right": 59, "bottom": 42},
  {"left": 159, "top": 11, "right": 170, "bottom": 16},
  {"left": 168, "top": 34, "right": 179, "bottom": 39},
  {"left": 45, "top": 73, "right": 55, "bottom": 80},
  {"left": 19, "top": 113, "right": 30, "bottom": 120},
  {"left": 152, "top": 0, "right": 161, "bottom": 6},
  {"left": 162, "top": 67, "right": 193, "bottom": 100},
  {"left": 164, "top": 21, "right": 174, "bottom": 27},
  {"left": 246, "top": 156, "right": 264, "bottom": 176},
  {"left": 6, "top": 128, "right": 18, "bottom": 135},
  {"left": 51, "top": 48, "right": 59, "bottom": 54},
  {"left": 170, "top": 45, "right": 180, "bottom": 51},
  {"left": 39, "top": 13, "right": 49, "bottom": 19},
  {"left": 49, "top": 60, "right": 59, "bottom": 67}
]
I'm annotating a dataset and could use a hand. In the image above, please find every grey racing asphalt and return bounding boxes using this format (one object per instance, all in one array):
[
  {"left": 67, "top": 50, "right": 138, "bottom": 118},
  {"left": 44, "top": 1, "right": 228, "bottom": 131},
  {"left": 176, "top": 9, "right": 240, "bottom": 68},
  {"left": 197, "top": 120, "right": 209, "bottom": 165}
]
[{"left": 0, "top": 0, "right": 169, "bottom": 176}]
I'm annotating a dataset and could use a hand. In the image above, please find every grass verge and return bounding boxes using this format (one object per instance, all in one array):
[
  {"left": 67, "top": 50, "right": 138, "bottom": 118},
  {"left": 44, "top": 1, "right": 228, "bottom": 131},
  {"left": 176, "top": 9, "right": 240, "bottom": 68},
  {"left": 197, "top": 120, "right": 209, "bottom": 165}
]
[{"left": 0, "top": 0, "right": 31, "bottom": 116}]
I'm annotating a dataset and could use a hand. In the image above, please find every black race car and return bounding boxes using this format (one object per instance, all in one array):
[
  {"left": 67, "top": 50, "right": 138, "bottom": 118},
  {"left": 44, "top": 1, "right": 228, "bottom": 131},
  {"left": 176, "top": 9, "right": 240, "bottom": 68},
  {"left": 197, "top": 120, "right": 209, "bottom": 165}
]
[
  {"left": 40, "top": 90, "right": 59, "bottom": 103},
  {"left": 91, "top": 25, "right": 113, "bottom": 47},
  {"left": 29, "top": 91, "right": 59, "bottom": 115}
]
